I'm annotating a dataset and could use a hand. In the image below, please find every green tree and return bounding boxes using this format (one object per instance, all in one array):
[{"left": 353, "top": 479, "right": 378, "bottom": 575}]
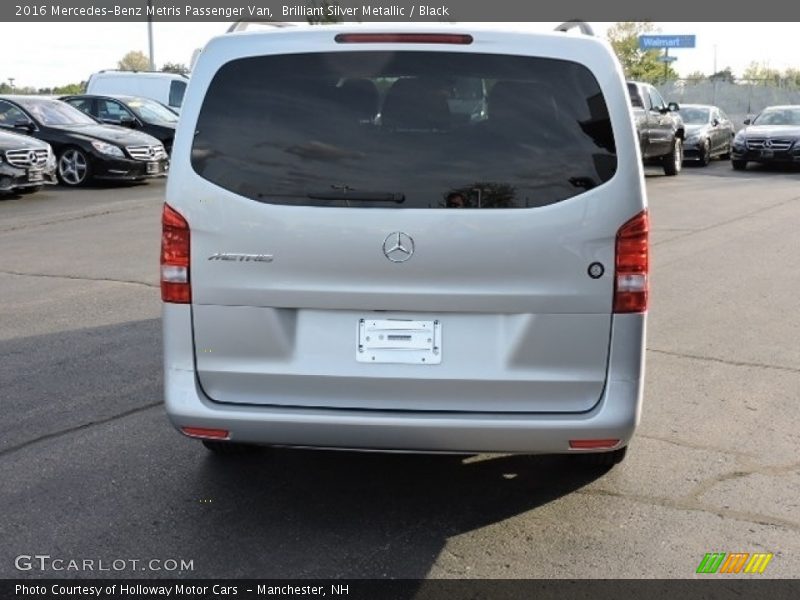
[
  {"left": 742, "top": 61, "right": 781, "bottom": 85},
  {"left": 684, "top": 70, "right": 706, "bottom": 82},
  {"left": 51, "top": 81, "right": 86, "bottom": 95},
  {"left": 161, "top": 62, "right": 189, "bottom": 76},
  {"left": 607, "top": 22, "right": 677, "bottom": 82},
  {"left": 710, "top": 67, "right": 735, "bottom": 83},
  {"left": 117, "top": 50, "right": 150, "bottom": 72}
]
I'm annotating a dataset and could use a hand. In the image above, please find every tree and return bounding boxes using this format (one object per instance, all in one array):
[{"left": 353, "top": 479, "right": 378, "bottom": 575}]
[
  {"left": 684, "top": 70, "right": 706, "bottom": 82},
  {"left": 52, "top": 81, "right": 86, "bottom": 95},
  {"left": 117, "top": 50, "right": 150, "bottom": 72},
  {"left": 607, "top": 22, "right": 677, "bottom": 82},
  {"left": 161, "top": 62, "right": 189, "bottom": 76},
  {"left": 742, "top": 61, "right": 781, "bottom": 85},
  {"left": 709, "top": 67, "right": 735, "bottom": 83}
]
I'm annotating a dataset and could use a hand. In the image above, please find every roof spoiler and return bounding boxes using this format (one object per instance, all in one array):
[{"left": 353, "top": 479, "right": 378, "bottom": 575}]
[{"left": 554, "top": 21, "right": 594, "bottom": 36}]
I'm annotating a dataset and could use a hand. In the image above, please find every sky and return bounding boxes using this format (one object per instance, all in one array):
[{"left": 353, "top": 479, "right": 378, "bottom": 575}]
[{"left": 0, "top": 21, "right": 797, "bottom": 88}]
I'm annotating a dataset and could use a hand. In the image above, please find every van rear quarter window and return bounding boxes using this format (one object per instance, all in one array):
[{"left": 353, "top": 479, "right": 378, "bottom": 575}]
[{"left": 191, "top": 52, "right": 617, "bottom": 209}]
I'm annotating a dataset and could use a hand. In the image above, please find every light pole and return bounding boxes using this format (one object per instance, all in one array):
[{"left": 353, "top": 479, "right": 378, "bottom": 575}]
[
  {"left": 147, "top": 0, "right": 155, "bottom": 70},
  {"left": 8, "top": 77, "right": 15, "bottom": 92}
]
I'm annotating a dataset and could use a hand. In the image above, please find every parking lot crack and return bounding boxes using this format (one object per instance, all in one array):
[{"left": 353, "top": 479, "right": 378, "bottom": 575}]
[
  {"left": 0, "top": 269, "right": 157, "bottom": 289},
  {"left": 0, "top": 205, "right": 149, "bottom": 234},
  {"left": 0, "top": 401, "right": 161, "bottom": 458},
  {"left": 647, "top": 347, "right": 800, "bottom": 375}
]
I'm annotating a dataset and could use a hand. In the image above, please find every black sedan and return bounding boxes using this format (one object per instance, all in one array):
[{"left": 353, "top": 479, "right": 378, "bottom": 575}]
[
  {"left": 0, "top": 129, "right": 57, "bottom": 194},
  {"left": 61, "top": 94, "right": 177, "bottom": 154},
  {"left": 678, "top": 104, "right": 735, "bottom": 166},
  {"left": 731, "top": 105, "right": 800, "bottom": 170},
  {"left": 0, "top": 96, "right": 168, "bottom": 187}
]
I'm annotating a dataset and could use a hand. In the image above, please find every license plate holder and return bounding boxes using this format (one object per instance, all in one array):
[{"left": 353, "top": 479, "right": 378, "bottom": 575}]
[
  {"left": 357, "top": 319, "right": 441, "bottom": 364},
  {"left": 28, "top": 169, "right": 43, "bottom": 182},
  {"left": 146, "top": 161, "right": 160, "bottom": 174},
  {"left": 761, "top": 149, "right": 774, "bottom": 159}
]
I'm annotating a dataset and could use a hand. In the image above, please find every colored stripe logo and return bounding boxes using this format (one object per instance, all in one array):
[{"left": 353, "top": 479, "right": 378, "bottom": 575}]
[{"left": 697, "top": 552, "right": 773, "bottom": 574}]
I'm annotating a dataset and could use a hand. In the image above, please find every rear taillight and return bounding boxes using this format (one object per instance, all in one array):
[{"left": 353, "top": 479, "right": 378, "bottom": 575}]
[
  {"left": 613, "top": 209, "right": 649, "bottom": 313},
  {"left": 335, "top": 33, "right": 473, "bottom": 44},
  {"left": 161, "top": 204, "right": 190, "bottom": 304}
]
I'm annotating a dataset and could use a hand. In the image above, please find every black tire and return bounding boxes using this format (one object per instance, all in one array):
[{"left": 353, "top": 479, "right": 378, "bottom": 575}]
[
  {"left": 699, "top": 139, "right": 711, "bottom": 167},
  {"left": 662, "top": 138, "right": 683, "bottom": 176},
  {"left": 574, "top": 446, "right": 628, "bottom": 468},
  {"left": 57, "top": 147, "right": 92, "bottom": 187},
  {"left": 732, "top": 160, "right": 747, "bottom": 171},
  {"left": 17, "top": 186, "right": 44, "bottom": 195},
  {"left": 201, "top": 439, "right": 261, "bottom": 454}
]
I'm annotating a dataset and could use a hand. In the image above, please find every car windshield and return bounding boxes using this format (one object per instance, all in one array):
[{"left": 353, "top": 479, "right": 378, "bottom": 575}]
[
  {"left": 126, "top": 98, "right": 179, "bottom": 123},
  {"left": 19, "top": 99, "right": 97, "bottom": 126},
  {"left": 753, "top": 108, "right": 800, "bottom": 126},
  {"left": 193, "top": 52, "right": 618, "bottom": 209},
  {"left": 680, "top": 107, "right": 710, "bottom": 125}
]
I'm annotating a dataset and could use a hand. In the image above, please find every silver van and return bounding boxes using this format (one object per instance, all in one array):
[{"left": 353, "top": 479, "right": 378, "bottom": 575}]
[{"left": 162, "top": 23, "right": 648, "bottom": 467}]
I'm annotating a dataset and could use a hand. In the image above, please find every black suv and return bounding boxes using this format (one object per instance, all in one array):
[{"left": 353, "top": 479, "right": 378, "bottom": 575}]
[{"left": 627, "top": 81, "right": 685, "bottom": 176}]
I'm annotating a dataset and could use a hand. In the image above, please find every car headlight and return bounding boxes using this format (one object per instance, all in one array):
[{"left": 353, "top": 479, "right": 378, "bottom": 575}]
[
  {"left": 733, "top": 134, "right": 746, "bottom": 148},
  {"left": 90, "top": 140, "right": 124, "bottom": 158}
]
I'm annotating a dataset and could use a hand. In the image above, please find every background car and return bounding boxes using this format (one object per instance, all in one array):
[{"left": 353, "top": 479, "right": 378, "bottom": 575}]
[
  {"left": 731, "top": 105, "right": 800, "bottom": 170},
  {"left": 678, "top": 104, "right": 735, "bottom": 166},
  {"left": 85, "top": 70, "right": 188, "bottom": 113},
  {"left": 0, "top": 96, "right": 168, "bottom": 187},
  {"left": 0, "top": 129, "right": 57, "bottom": 195},
  {"left": 627, "top": 81, "right": 685, "bottom": 175},
  {"left": 61, "top": 94, "right": 177, "bottom": 154}
]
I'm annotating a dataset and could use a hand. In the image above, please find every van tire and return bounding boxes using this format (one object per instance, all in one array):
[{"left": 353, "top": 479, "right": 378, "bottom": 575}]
[
  {"left": 662, "top": 138, "right": 682, "bottom": 176},
  {"left": 574, "top": 446, "right": 628, "bottom": 468},
  {"left": 201, "top": 440, "right": 261, "bottom": 454}
]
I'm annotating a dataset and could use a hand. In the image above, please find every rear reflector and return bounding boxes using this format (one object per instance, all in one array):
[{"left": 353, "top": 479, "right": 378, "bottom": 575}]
[
  {"left": 335, "top": 33, "right": 473, "bottom": 45},
  {"left": 161, "top": 204, "right": 191, "bottom": 304},
  {"left": 181, "top": 427, "right": 230, "bottom": 440},
  {"left": 569, "top": 439, "right": 621, "bottom": 450},
  {"left": 613, "top": 209, "right": 649, "bottom": 313}
]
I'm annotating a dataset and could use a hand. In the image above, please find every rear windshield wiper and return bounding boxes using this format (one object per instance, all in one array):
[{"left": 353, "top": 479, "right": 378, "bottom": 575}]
[{"left": 307, "top": 187, "right": 405, "bottom": 203}]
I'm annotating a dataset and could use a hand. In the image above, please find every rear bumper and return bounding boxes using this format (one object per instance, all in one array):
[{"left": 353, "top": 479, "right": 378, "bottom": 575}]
[{"left": 163, "top": 305, "right": 646, "bottom": 454}]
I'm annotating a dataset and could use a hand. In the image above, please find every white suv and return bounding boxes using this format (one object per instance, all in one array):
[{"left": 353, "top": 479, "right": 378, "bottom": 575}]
[{"left": 162, "top": 22, "right": 647, "bottom": 467}]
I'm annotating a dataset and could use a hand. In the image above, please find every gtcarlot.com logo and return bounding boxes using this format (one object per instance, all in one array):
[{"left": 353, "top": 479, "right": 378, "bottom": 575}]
[{"left": 15, "top": 554, "right": 194, "bottom": 572}]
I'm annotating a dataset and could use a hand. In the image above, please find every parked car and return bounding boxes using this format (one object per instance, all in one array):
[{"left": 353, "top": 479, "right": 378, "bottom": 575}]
[
  {"left": 86, "top": 70, "right": 188, "bottom": 113},
  {"left": 0, "top": 96, "right": 168, "bottom": 187},
  {"left": 162, "top": 22, "right": 648, "bottom": 468},
  {"left": 678, "top": 104, "right": 735, "bottom": 166},
  {"left": 731, "top": 105, "right": 800, "bottom": 170},
  {"left": 0, "top": 129, "right": 57, "bottom": 195},
  {"left": 61, "top": 94, "right": 178, "bottom": 154},
  {"left": 626, "top": 81, "right": 685, "bottom": 175}
]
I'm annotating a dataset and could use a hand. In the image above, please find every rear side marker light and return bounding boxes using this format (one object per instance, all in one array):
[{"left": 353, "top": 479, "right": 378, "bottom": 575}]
[
  {"left": 613, "top": 209, "right": 649, "bottom": 313},
  {"left": 569, "top": 439, "right": 621, "bottom": 450},
  {"left": 335, "top": 33, "right": 473, "bottom": 45},
  {"left": 161, "top": 203, "right": 191, "bottom": 304},
  {"left": 181, "top": 427, "right": 230, "bottom": 440}
]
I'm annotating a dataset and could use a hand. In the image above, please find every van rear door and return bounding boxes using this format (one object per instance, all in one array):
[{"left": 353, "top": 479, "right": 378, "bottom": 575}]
[{"left": 174, "top": 31, "right": 640, "bottom": 413}]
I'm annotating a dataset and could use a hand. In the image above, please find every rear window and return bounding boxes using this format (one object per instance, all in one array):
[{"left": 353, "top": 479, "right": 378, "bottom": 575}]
[{"left": 192, "top": 52, "right": 617, "bottom": 209}]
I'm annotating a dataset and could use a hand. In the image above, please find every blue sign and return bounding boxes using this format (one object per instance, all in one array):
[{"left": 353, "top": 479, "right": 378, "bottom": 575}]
[{"left": 639, "top": 35, "right": 696, "bottom": 50}]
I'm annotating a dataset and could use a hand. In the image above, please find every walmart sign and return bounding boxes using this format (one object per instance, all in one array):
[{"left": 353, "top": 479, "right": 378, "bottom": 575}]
[{"left": 639, "top": 35, "right": 696, "bottom": 50}]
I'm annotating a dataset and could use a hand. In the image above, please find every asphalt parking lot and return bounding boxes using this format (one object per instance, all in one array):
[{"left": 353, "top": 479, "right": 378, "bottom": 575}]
[{"left": 1, "top": 162, "right": 798, "bottom": 579}]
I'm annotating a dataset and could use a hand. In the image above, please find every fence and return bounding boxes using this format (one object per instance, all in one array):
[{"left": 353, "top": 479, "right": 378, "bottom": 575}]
[{"left": 651, "top": 79, "right": 800, "bottom": 129}]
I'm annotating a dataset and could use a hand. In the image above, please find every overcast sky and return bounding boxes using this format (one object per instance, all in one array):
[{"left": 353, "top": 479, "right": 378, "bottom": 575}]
[{"left": 0, "top": 21, "right": 797, "bottom": 88}]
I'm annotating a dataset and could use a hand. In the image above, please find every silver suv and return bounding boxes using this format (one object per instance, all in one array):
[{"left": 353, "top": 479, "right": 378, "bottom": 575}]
[{"left": 162, "top": 23, "right": 648, "bottom": 467}]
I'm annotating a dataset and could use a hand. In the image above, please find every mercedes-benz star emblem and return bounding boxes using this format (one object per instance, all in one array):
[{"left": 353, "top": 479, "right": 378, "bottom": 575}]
[
  {"left": 764, "top": 140, "right": 773, "bottom": 148},
  {"left": 28, "top": 151, "right": 37, "bottom": 163},
  {"left": 382, "top": 232, "right": 415, "bottom": 263}
]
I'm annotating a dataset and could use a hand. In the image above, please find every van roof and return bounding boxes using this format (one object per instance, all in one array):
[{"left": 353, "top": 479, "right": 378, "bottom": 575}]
[{"left": 92, "top": 70, "right": 188, "bottom": 79}]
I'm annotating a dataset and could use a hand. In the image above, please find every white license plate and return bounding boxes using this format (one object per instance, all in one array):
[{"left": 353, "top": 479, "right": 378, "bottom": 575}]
[
  {"left": 146, "top": 161, "right": 160, "bottom": 174},
  {"left": 28, "top": 169, "right": 43, "bottom": 182},
  {"left": 357, "top": 319, "right": 441, "bottom": 364}
]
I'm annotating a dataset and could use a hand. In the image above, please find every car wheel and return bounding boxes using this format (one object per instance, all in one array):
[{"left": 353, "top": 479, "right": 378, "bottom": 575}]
[
  {"left": 574, "top": 446, "right": 628, "bottom": 468},
  {"left": 201, "top": 439, "right": 261, "bottom": 454},
  {"left": 699, "top": 139, "right": 711, "bottom": 166},
  {"left": 57, "top": 147, "right": 91, "bottom": 187},
  {"left": 663, "top": 138, "right": 682, "bottom": 176},
  {"left": 732, "top": 160, "right": 748, "bottom": 171}
]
